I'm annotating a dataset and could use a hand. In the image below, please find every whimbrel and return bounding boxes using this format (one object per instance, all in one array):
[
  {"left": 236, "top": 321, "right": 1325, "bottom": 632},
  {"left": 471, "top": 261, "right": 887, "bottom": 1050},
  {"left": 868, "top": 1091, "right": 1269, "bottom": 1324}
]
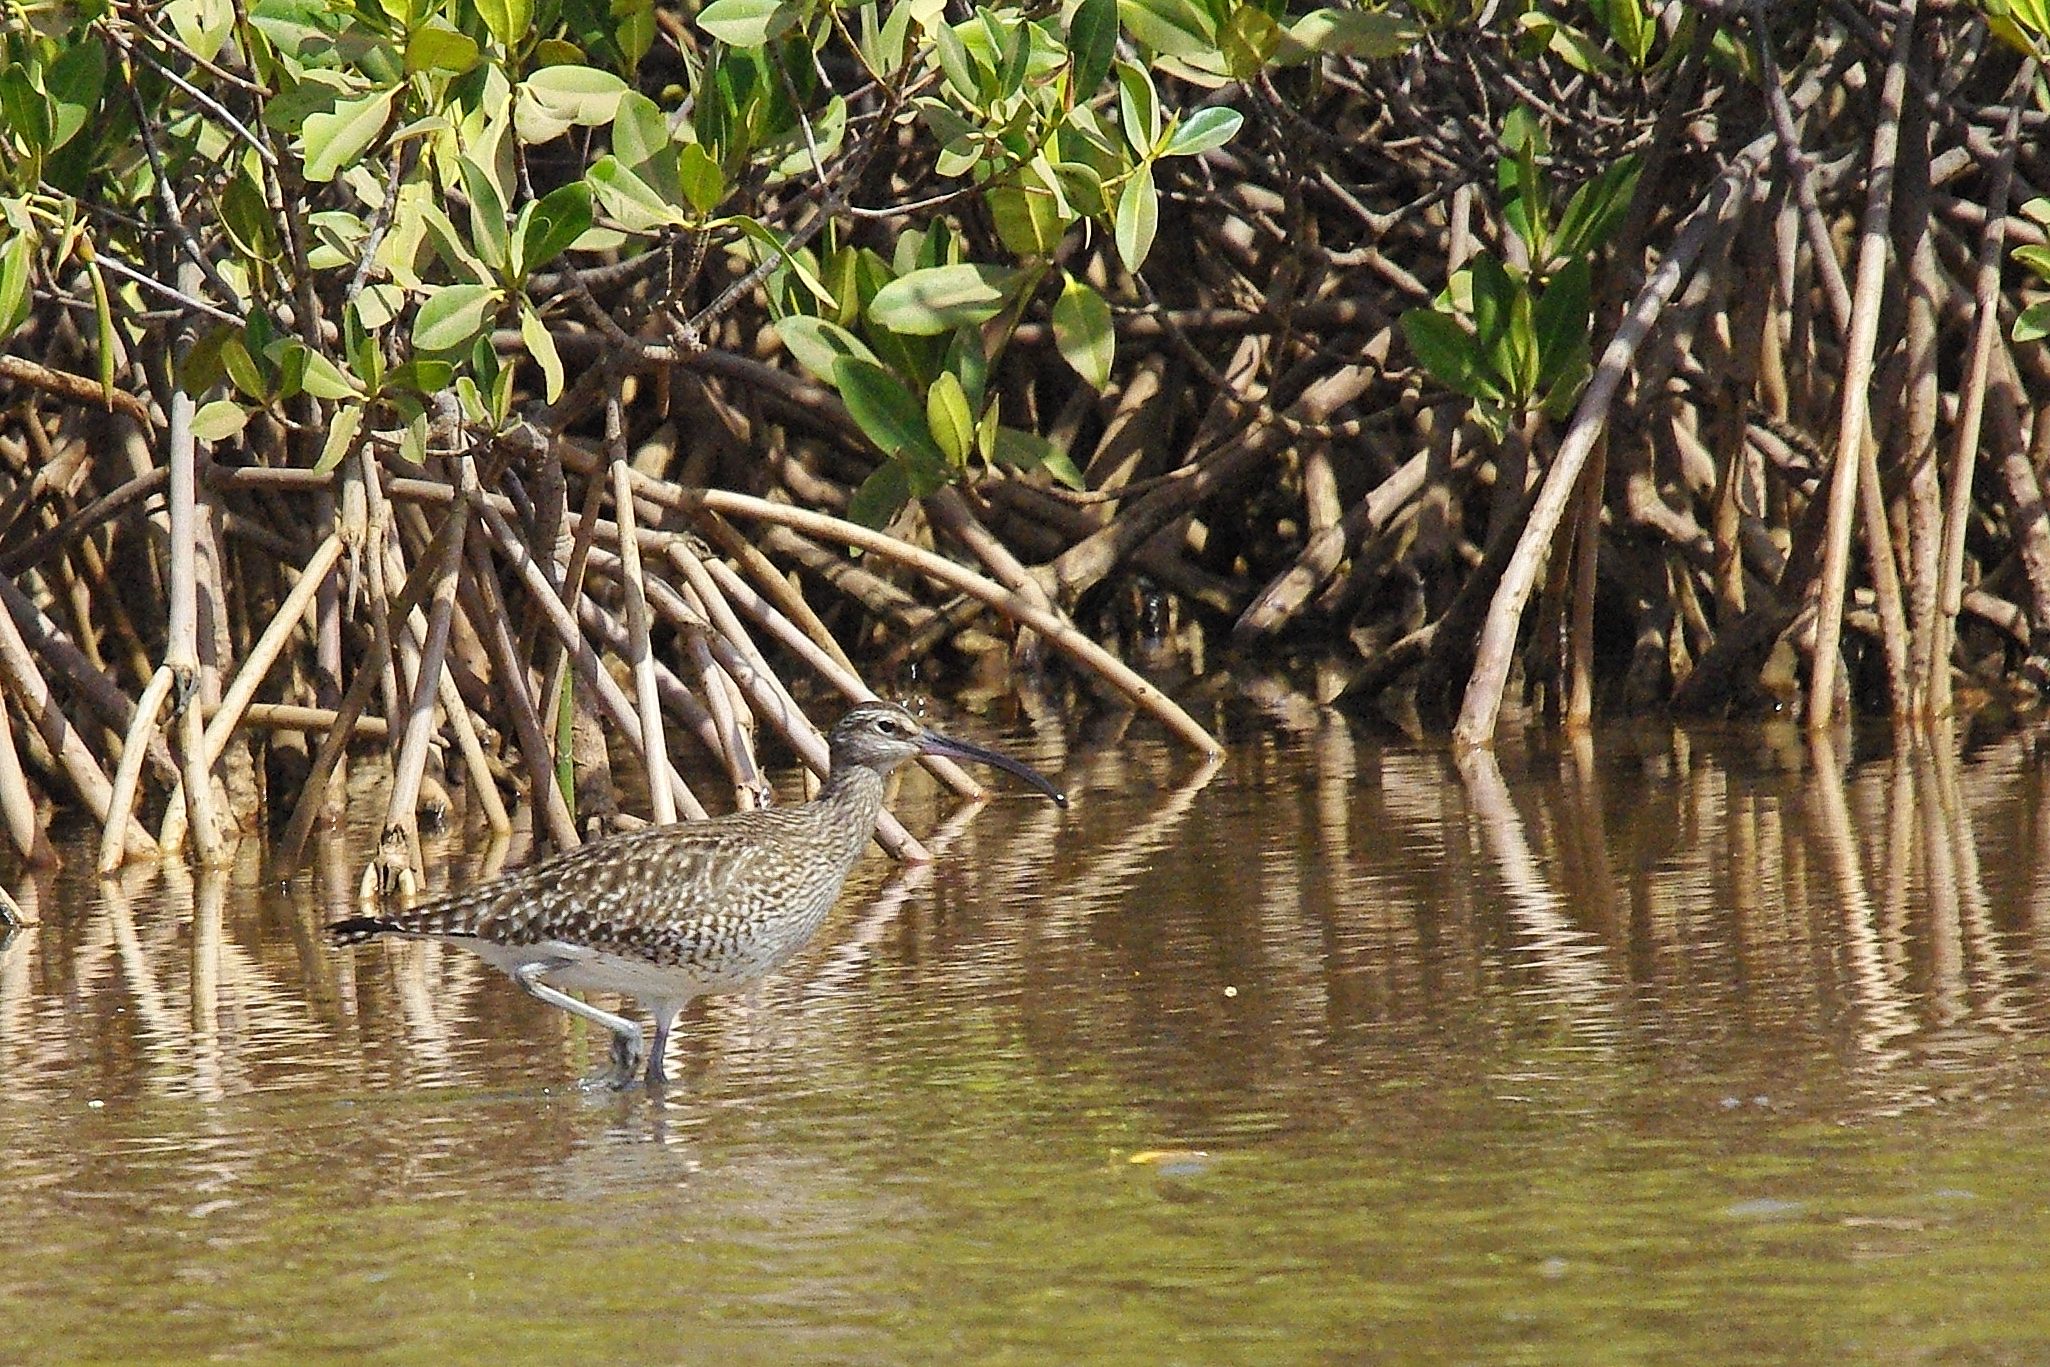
[{"left": 328, "top": 702, "right": 1064, "bottom": 1088}]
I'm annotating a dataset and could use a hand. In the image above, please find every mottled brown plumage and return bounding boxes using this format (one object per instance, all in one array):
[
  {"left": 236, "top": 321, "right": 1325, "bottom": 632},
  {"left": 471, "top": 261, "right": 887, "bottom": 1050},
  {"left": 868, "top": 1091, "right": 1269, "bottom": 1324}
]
[{"left": 329, "top": 702, "right": 1064, "bottom": 1088}]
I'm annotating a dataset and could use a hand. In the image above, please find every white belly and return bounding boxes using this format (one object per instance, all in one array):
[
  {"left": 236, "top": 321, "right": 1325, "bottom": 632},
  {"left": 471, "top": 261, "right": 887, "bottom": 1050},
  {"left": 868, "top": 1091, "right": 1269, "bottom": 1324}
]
[{"left": 464, "top": 938, "right": 735, "bottom": 1007}]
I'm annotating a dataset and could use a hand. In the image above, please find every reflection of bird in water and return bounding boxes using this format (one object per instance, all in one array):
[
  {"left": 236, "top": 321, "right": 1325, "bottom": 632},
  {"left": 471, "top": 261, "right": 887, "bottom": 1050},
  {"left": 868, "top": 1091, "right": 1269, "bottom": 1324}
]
[{"left": 329, "top": 702, "right": 1065, "bottom": 1089}]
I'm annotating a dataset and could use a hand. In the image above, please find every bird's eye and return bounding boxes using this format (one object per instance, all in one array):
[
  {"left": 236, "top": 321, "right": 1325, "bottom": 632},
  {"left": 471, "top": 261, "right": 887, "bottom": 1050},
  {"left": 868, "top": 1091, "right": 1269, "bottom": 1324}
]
[{"left": 876, "top": 717, "right": 905, "bottom": 736}]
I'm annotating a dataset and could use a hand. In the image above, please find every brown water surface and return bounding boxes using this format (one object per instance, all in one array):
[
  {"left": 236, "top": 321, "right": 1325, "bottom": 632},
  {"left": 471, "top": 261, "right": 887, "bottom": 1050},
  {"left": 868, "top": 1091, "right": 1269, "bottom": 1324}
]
[{"left": 6, "top": 718, "right": 2050, "bottom": 1364}]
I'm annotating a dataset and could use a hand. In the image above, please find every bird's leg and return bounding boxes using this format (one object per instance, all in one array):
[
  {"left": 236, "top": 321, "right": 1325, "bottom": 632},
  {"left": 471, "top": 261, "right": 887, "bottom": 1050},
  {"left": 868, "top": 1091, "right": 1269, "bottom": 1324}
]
[
  {"left": 603, "top": 1030, "right": 638, "bottom": 1089},
  {"left": 645, "top": 1005, "right": 683, "bottom": 1089},
  {"left": 512, "top": 960, "right": 644, "bottom": 1090}
]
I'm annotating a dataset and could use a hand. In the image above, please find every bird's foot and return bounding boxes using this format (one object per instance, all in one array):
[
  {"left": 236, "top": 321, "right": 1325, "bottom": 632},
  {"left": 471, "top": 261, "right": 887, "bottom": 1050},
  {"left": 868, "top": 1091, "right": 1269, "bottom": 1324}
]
[{"left": 578, "top": 1029, "right": 645, "bottom": 1092}]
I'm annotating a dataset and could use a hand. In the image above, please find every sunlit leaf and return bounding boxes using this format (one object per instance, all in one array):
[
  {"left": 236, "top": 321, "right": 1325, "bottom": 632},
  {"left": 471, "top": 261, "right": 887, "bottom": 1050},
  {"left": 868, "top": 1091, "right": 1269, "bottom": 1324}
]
[
  {"left": 0, "top": 233, "right": 32, "bottom": 341},
  {"left": 736, "top": 220, "right": 839, "bottom": 308},
  {"left": 1469, "top": 252, "right": 1516, "bottom": 353},
  {"left": 989, "top": 176, "right": 1068, "bottom": 256},
  {"left": 520, "top": 304, "right": 564, "bottom": 401},
  {"left": 945, "top": 327, "right": 989, "bottom": 409},
  {"left": 87, "top": 258, "right": 115, "bottom": 403},
  {"left": 413, "top": 282, "right": 499, "bottom": 352},
  {"left": 353, "top": 282, "right": 405, "bottom": 331},
  {"left": 588, "top": 155, "right": 691, "bottom": 232},
  {"left": 1555, "top": 157, "right": 1641, "bottom": 261},
  {"left": 2012, "top": 244, "right": 2050, "bottom": 278},
  {"left": 405, "top": 22, "right": 480, "bottom": 74},
  {"left": 219, "top": 332, "right": 269, "bottom": 401},
  {"left": 1504, "top": 283, "right": 1539, "bottom": 401},
  {"left": 168, "top": 0, "right": 235, "bottom": 63},
  {"left": 191, "top": 399, "right": 249, "bottom": 443},
  {"left": 935, "top": 20, "right": 981, "bottom": 99},
  {"left": 869, "top": 264, "right": 1022, "bottom": 335},
  {"left": 296, "top": 346, "right": 363, "bottom": 401},
  {"left": 2016, "top": 301, "right": 2050, "bottom": 345},
  {"left": 1050, "top": 159, "right": 1108, "bottom": 216},
  {"left": 1118, "top": 0, "right": 1218, "bottom": 57},
  {"left": 1533, "top": 258, "right": 1591, "bottom": 392},
  {"left": 926, "top": 371, "right": 975, "bottom": 465},
  {"left": 1162, "top": 106, "right": 1242, "bottom": 159},
  {"left": 0, "top": 67, "right": 51, "bottom": 154},
  {"left": 677, "top": 143, "right": 725, "bottom": 215},
  {"left": 1052, "top": 274, "right": 1114, "bottom": 390},
  {"left": 612, "top": 91, "right": 670, "bottom": 171},
  {"left": 459, "top": 154, "right": 511, "bottom": 270},
  {"left": 697, "top": 0, "right": 800, "bottom": 45},
  {"left": 516, "top": 65, "right": 628, "bottom": 143},
  {"left": 1117, "top": 60, "right": 1161, "bottom": 155},
  {"left": 617, "top": 0, "right": 656, "bottom": 63},
  {"left": 476, "top": 0, "right": 533, "bottom": 49},
  {"left": 1281, "top": 8, "right": 1419, "bottom": 60},
  {"left": 1592, "top": 0, "right": 1654, "bottom": 66},
  {"left": 302, "top": 88, "right": 394, "bottom": 183},
  {"left": 313, "top": 404, "right": 364, "bottom": 473},
  {"left": 1114, "top": 164, "right": 1159, "bottom": 272},
  {"left": 525, "top": 64, "right": 629, "bottom": 108}
]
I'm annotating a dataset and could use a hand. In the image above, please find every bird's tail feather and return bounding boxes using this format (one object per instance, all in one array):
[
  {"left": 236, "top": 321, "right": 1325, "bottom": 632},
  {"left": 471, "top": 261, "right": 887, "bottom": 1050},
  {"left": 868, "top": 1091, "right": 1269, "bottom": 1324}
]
[
  {"left": 327, "top": 890, "right": 492, "bottom": 945},
  {"left": 326, "top": 915, "right": 401, "bottom": 945}
]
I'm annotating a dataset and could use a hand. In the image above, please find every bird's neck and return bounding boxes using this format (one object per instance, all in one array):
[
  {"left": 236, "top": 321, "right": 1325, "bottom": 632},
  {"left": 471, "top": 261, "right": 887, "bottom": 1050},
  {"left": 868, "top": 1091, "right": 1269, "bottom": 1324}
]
[{"left": 815, "top": 763, "right": 888, "bottom": 839}]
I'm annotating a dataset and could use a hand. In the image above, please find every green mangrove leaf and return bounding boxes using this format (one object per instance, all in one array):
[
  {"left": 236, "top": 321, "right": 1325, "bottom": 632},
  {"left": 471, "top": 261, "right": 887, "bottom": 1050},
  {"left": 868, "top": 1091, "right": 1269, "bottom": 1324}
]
[
  {"left": 1117, "top": 60, "right": 1162, "bottom": 155},
  {"left": 676, "top": 142, "right": 725, "bottom": 215},
  {"left": 589, "top": 156, "right": 691, "bottom": 231},
  {"left": 868, "top": 264, "right": 1022, "bottom": 335},
  {"left": 2014, "top": 301, "right": 2050, "bottom": 344},
  {"left": 991, "top": 426, "right": 1085, "bottom": 489},
  {"left": 926, "top": 371, "right": 975, "bottom": 465},
  {"left": 1532, "top": 258, "right": 1591, "bottom": 391},
  {"left": 697, "top": 0, "right": 801, "bottom": 45},
  {"left": 1281, "top": 9, "right": 1419, "bottom": 60},
  {"left": 773, "top": 314, "right": 879, "bottom": 383},
  {"left": 520, "top": 303, "right": 563, "bottom": 402},
  {"left": 1069, "top": 0, "right": 1119, "bottom": 95},
  {"left": 475, "top": 0, "right": 534, "bottom": 49},
  {"left": 1052, "top": 273, "right": 1114, "bottom": 390},
  {"left": 1114, "top": 163, "right": 1159, "bottom": 272},
  {"left": 611, "top": 91, "right": 672, "bottom": 171},
  {"left": 191, "top": 399, "right": 249, "bottom": 443},
  {"left": 1162, "top": 106, "right": 1242, "bottom": 158},
  {"left": 0, "top": 233, "right": 33, "bottom": 341},
  {"left": 1401, "top": 308, "right": 1491, "bottom": 400},
  {"left": 302, "top": 88, "right": 393, "bottom": 183},
  {"left": 46, "top": 41, "right": 107, "bottom": 152},
  {"left": 519, "top": 180, "right": 593, "bottom": 274},
  {"left": 297, "top": 346, "right": 362, "bottom": 401},
  {"left": 1118, "top": 0, "right": 1218, "bottom": 57},
  {"left": 848, "top": 460, "right": 911, "bottom": 529},
  {"left": 313, "top": 404, "right": 364, "bottom": 473},
  {"left": 833, "top": 356, "right": 949, "bottom": 468},
  {"left": 1555, "top": 157, "right": 1641, "bottom": 260},
  {"left": 413, "top": 282, "right": 499, "bottom": 352},
  {"left": 405, "top": 22, "right": 480, "bottom": 74}
]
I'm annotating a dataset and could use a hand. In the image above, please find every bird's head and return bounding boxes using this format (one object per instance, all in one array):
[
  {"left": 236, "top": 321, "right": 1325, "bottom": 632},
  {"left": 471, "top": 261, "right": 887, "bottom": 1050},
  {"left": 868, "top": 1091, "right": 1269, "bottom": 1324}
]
[{"left": 827, "top": 702, "right": 1067, "bottom": 806}]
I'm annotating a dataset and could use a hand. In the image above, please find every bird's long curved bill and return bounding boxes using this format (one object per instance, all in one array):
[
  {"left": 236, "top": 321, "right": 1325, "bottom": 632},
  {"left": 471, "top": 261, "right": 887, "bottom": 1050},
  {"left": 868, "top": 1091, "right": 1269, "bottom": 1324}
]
[{"left": 919, "top": 731, "right": 1068, "bottom": 807}]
